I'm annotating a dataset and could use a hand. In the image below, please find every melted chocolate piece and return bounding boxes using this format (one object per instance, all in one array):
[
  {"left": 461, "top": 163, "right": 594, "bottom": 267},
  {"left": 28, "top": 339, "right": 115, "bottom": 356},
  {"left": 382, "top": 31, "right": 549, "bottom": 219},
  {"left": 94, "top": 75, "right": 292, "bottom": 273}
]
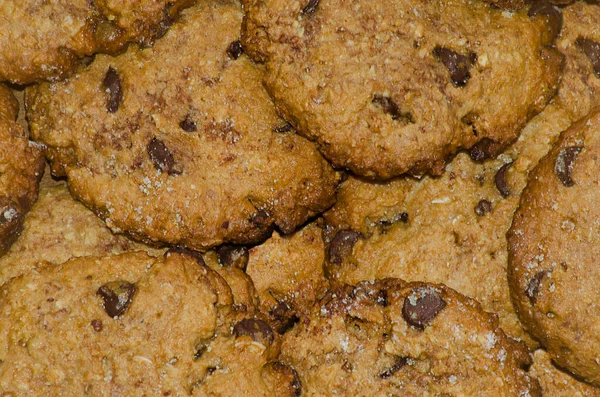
[
  {"left": 147, "top": 137, "right": 180, "bottom": 175},
  {"left": 103, "top": 67, "right": 122, "bottom": 113},
  {"left": 554, "top": 146, "right": 582, "bottom": 187},
  {"left": 402, "top": 288, "right": 446, "bottom": 330},
  {"left": 433, "top": 47, "right": 477, "bottom": 87},
  {"left": 233, "top": 318, "right": 275, "bottom": 346},
  {"left": 495, "top": 161, "right": 513, "bottom": 198},
  {"left": 97, "top": 281, "right": 136, "bottom": 318},
  {"left": 328, "top": 230, "right": 361, "bottom": 265}
]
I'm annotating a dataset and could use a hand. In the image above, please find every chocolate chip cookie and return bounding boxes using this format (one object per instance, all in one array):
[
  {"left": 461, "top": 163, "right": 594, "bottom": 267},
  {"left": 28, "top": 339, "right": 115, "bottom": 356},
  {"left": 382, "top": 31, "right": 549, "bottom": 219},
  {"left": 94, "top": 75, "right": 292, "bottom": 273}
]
[
  {"left": 242, "top": 0, "right": 562, "bottom": 179},
  {"left": 27, "top": 0, "right": 338, "bottom": 250},
  {"left": 280, "top": 279, "right": 539, "bottom": 396},
  {"left": 0, "top": 0, "right": 195, "bottom": 84},
  {"left": 0, "top": 85, "right": 45, "bottom": 256},
  {"left": 508, "top": 108, "right": 600, "bottom": 386}
]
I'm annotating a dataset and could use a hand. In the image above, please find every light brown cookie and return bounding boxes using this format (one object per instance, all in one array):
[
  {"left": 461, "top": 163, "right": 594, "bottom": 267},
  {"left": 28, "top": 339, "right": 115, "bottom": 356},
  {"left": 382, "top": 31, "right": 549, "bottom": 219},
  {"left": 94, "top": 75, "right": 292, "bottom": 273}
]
[
  {"left": 322, "top": 104, "right": 571, "bottom": 345},
  {"left": 0, "top": 0, "right": 195, "bottom": 84},
  {"left": 242, "top": 0, "right": 562, "bottom": 179},
  {"left": 27, "top": 0, "right": 338, "bottom": 251},
  {"left": 508, "top": 108, "right": 600, "bottom": 386},
  {"left": 280, "top": 279, "right": 539, "bottom": 396}
]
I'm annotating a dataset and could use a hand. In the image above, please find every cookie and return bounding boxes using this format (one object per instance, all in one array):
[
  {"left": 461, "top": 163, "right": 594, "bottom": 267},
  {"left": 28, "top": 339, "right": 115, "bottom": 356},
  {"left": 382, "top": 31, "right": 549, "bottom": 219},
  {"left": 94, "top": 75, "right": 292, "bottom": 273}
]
[
  {"left": 0, "top": 85, "right": 45, "bottom": 256},
  {"left": 242, "top": 0, "right": 562, "bottom": 179},
  {"left": 529, "top": 349, "right": 600, "bottom": 396},
  {"left": 245, "top": 221, "right": 329, "bottom": 333},
  {"left": 0, "top": 182, "right": 163, "bottom": 286},
  {"left": 280, "top": 279, "right": 539, "bottom": 396},
  {"left": 27, "top": 0, "right": 338, "bottom": 251},
  {"left": 0, "top": 251, "right": 299, "bottom": 395},
  {"left": 323, "top": 104, "right": 571, "bottom": 345},
  {"left": 0, "top": 0, "right": 195, "bottom": 84},
  {"left": 507, "top": 108, "right": 600, "bottom": 386}
]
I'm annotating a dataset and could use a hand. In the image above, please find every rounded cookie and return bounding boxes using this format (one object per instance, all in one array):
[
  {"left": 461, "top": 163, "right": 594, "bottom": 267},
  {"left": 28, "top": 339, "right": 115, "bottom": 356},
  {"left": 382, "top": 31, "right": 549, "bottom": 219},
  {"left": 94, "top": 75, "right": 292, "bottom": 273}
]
[
  {"left": 242, "top": 0, "right": 562, "bottom": 179},
  {"left": 27, "top": 0, "right": 338, "bottom": 250},
  {"left": 280, "top": 279, "right": 539, "bottom": 396},
  {"left": 0, "top": 0, "right": 195, "bottom": 84},
  {"left": 0, "top": 85, "right": 44, "bottom": 256},
  {"left": 508, "top": 108, "right": 600, "bottom": 386}
]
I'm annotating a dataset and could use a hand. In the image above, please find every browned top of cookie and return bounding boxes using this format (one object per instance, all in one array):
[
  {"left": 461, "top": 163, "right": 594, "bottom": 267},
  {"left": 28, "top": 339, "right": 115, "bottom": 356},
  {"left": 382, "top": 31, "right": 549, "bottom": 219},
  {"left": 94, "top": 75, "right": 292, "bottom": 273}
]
[
  {"left": 508, "top": 108, "right": 600, "bottom": 386},
  {"left": 27, "top": 0, "right": 338, "bottom": 251},
  {"left": 0, "top": 0, "right": 195, "bottom": 84},
  {"left": 280, "top": 279, "right": 539, "bottom": 396},
  {"left": 242, "top": 0, "right": 561, "bottom": 179}
]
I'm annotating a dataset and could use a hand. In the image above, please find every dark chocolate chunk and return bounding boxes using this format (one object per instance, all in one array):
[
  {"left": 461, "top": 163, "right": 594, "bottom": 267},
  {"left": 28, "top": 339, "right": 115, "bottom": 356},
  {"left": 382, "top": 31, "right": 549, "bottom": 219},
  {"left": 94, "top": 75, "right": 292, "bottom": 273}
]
[
  {"left": 179, "top": 114, "right": 197, "bottom": 132},
  {"left": 526, "top": 271, "right": 547, "bottom": 304},
  {"left": 372, "top": 95, "right": 413, "bottom": 123},
  {"left": 528, "top": 0, "right": 562, "bottom": 42},
  {"left": 576, "top": 38, "right": 600, "bottom": 77},
  {"left": 233, "top": 318, "right": 275, "bottom": 347},
  {"left": 402, "top": 287, "right": 446, "bottom": 330},
  {"left": 474, "top": 199, "right": 493, "bottom": 216},
  {"left": 217, "top": 245, "right": 249, "bottom": 270},
  {"left": 273, "top": 123, "right": 294, "bottom": 133},
  {"left": 270, "top": 302, "right": 300, "bottom": 334},
  {"left": 166, "top": 246, "right": 206, "bottom": 266},
  {"left": 378, "top": 356, "right": 409, "bottom": 379},
  {"left": 555, "top": 146, "right": 582, "bottom": 187},
  {"left": 433, "top": 47, "right": 476, "bottom": 87},
  {"left": 103, "top": 67, "right": 123, "bottom": 113},
  {"left": 147, "top": 137, "right": 179, "bottom": 175},
  {"left": 97, "top": 280, "right": 136, "bottom": 318},
  {"left": 328, "top": 230, "right": 361, "bottom": 265},
  {"left": 469, "top": 138, "right": 496, "bottom": 162},
  {"left": 301, "top": 0, "right": 320, "bottom": 14},
  {"left": 227, "top": 40, "right": 244, "bottom": 60},
  {"left": 495, "top": 161, "right": 513, "bottom": 198},
  {"left": 91, "top": 319, "right": 103, "bottom": 332}
]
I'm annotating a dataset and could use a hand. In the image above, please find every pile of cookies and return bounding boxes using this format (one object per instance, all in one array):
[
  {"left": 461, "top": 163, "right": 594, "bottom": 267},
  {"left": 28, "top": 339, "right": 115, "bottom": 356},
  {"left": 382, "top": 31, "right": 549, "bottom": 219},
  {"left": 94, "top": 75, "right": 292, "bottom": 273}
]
[{"left": 1, "top": 0, "right": 599, "bottom": 395}]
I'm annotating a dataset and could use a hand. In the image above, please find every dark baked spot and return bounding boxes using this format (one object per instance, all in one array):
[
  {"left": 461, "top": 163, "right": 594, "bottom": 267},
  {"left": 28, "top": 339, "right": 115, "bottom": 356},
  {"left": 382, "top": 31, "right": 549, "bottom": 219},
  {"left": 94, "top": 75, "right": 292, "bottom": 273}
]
[
  {"left": 474, "top": 199, "right": 493, "bottom": 216},
  {"left": 402, "top": 287, "right": 446, "bottom": 330},
  {"left": 179, "top": 114, "right": 197, "bottom": 132},
  {"left": 97, "top": 281, "right": 136, "bottom": 318},
  {"left": 166, "top": 246, "right": 206, "bottom": 265},
  {"left": 328, "top": 230, "right": 361, "bottom": 265},
  {"left": 270, "top": 302, "right": 300, "bottom": 334},
  {"left": 433, "top": 47, "right": 477, "bottom": 87},
  {"left": 528, "top": 0, "right": 562, "bottom": 41},
  {"left": 103, "top": 67, "right": 123, "bottom": 113},
  {"left": 273, "top": 122, "right": 294, "bottom": 133},
  {"left": 227, "top": 40, "right": 244, "bottom": 60},
  {"left": 147, "top": 137, "right": 180, "bottom": 175},
  {"left": 233, "top": 318, "right": 275, "bottom": 346},
  {"left": 469, "top": 138, "right": 496, "bottom": 162},
  {"left": 301, "top": 0, "right": 320, "bottom": 14},
  {"left": 91, "top": 319, "right": 103, "bottom": 332},
  {"left": 495, "top": 161, "right": 513, "bottom": 198},
  {"left": 216, "top": 245, "right": 249, "bottom": 270},
  {"left": 555, "top": 146, "right": 582, "bottom": 187},
  {"left": 378, "top": 356, "right": 408, "bottom": 379},
  {"left": 576, "top": 38, "right": 600, "bottom": 77},
  {"left": 526, "top": 271, "right": 547, "bottom": 304},
  {"left": 372, "top": 95, "right": 413, "bottom": 123}
]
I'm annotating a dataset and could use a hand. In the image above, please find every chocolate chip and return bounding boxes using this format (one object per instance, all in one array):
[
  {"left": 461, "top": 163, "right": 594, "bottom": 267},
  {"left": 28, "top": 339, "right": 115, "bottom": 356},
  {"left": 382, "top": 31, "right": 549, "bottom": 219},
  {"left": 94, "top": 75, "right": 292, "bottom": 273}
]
[
  {"left": 378, "top": 212, "right": 409, "bottom": 228},
  {"left": 166, "top": 246, "right": 206, "bottom": 266},
  {"left": 433, "top": 47, "right": 476, "bottom": 87},
  {"left": 576, "top": 38, "right": 600, "bottom": 77},
  {"left": 97, "top": 281, "right": 136, "bottom": 318},
  {"left": 216, "top": 245, "right": 249, "bottom": 270},
  {"left": 528, "top": 0, "right": 562, "bottom": 42},
  {"left": 372, "top": 95, "right": 413, "bottom": 123},
  {"left": 179, "top": 114, "right": 197, "bottom": 132},
  {"left": 402, "top": 287, "right": 446, "bottom": 330},
  {"left": 91, "top": 319, "right": 103, "bottom": 332},
  {"left": 232, "top": 318, "right": 275, "bottom": 347},
  {"left": 378, "top": 357, "right": 409, "bottom": 379},
  {"left": 261, "top": 362, "right": 302, "bottom": 397},
  {"left": 301, "top": 0, "right": 320, "bottom": 14},
  {"left": 103, "top": 67, "right": 122, "bottom": 113},
  {"left": 495, "top": 161, "right": 513, "bottom": 198},
  {"left": 469, "top": 138, "right": 496, "bottom": 162},
  {"left": 474, "top": 199, "right": 493, "bottom": 216},
  {"left": 375, "top": 289, "right": 388, "bottom": 306},
  {"left": 250, "top": 208, "right": 270, "bottom": 226},
  {"left": 227, "top": 40, "right": 244, "bottom": 60},
  {"left": 526, "top": 271, "right": 547, "bottom": 304},
  {"left": 270, "top": 302, "right": 300, "bottom": 334},
  {"left": 328, "top": 230, "right": 361, "bottom": 265},
  {"left": 555, "top": 146, "right": 582, "bottom": 187},
  {"left": 147, "top": 137, "right": 179, "bottom": 175},
  {"left": 273, "top": 123, "right": 294, "bottom": 133}
]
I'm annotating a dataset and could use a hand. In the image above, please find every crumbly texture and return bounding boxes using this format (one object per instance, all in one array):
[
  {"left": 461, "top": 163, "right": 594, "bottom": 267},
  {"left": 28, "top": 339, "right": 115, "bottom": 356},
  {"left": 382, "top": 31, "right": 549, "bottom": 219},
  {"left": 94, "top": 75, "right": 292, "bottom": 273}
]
[
  {"left": 529, "top": 349, "right": 600, "bottom": 396},
  {"left": 0, "top": 183, "right": 164, "bottom": 286},
  {"left": 323, "top": 104, "right": 571, "bottom": 345},
  {"left": 246, "top": 222, "right": 329, "bottom": 333},
  {"left": 280, "top": 279, "right": 539, "bottom": 396},
  {"left": 242, "top": 0, "right": 561, "bottom": 179},
  {"left": 0, "top": 0, "right": 195, "bottom": 84},
  {"left": 27, "top": 0, "right": 338, "bottom": 251},
  {"left": 0, "top": 86, "right": 45, "bottom": 256},
  {"left": 508, "top": 109, "right": 600, "bottom": 386}
]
